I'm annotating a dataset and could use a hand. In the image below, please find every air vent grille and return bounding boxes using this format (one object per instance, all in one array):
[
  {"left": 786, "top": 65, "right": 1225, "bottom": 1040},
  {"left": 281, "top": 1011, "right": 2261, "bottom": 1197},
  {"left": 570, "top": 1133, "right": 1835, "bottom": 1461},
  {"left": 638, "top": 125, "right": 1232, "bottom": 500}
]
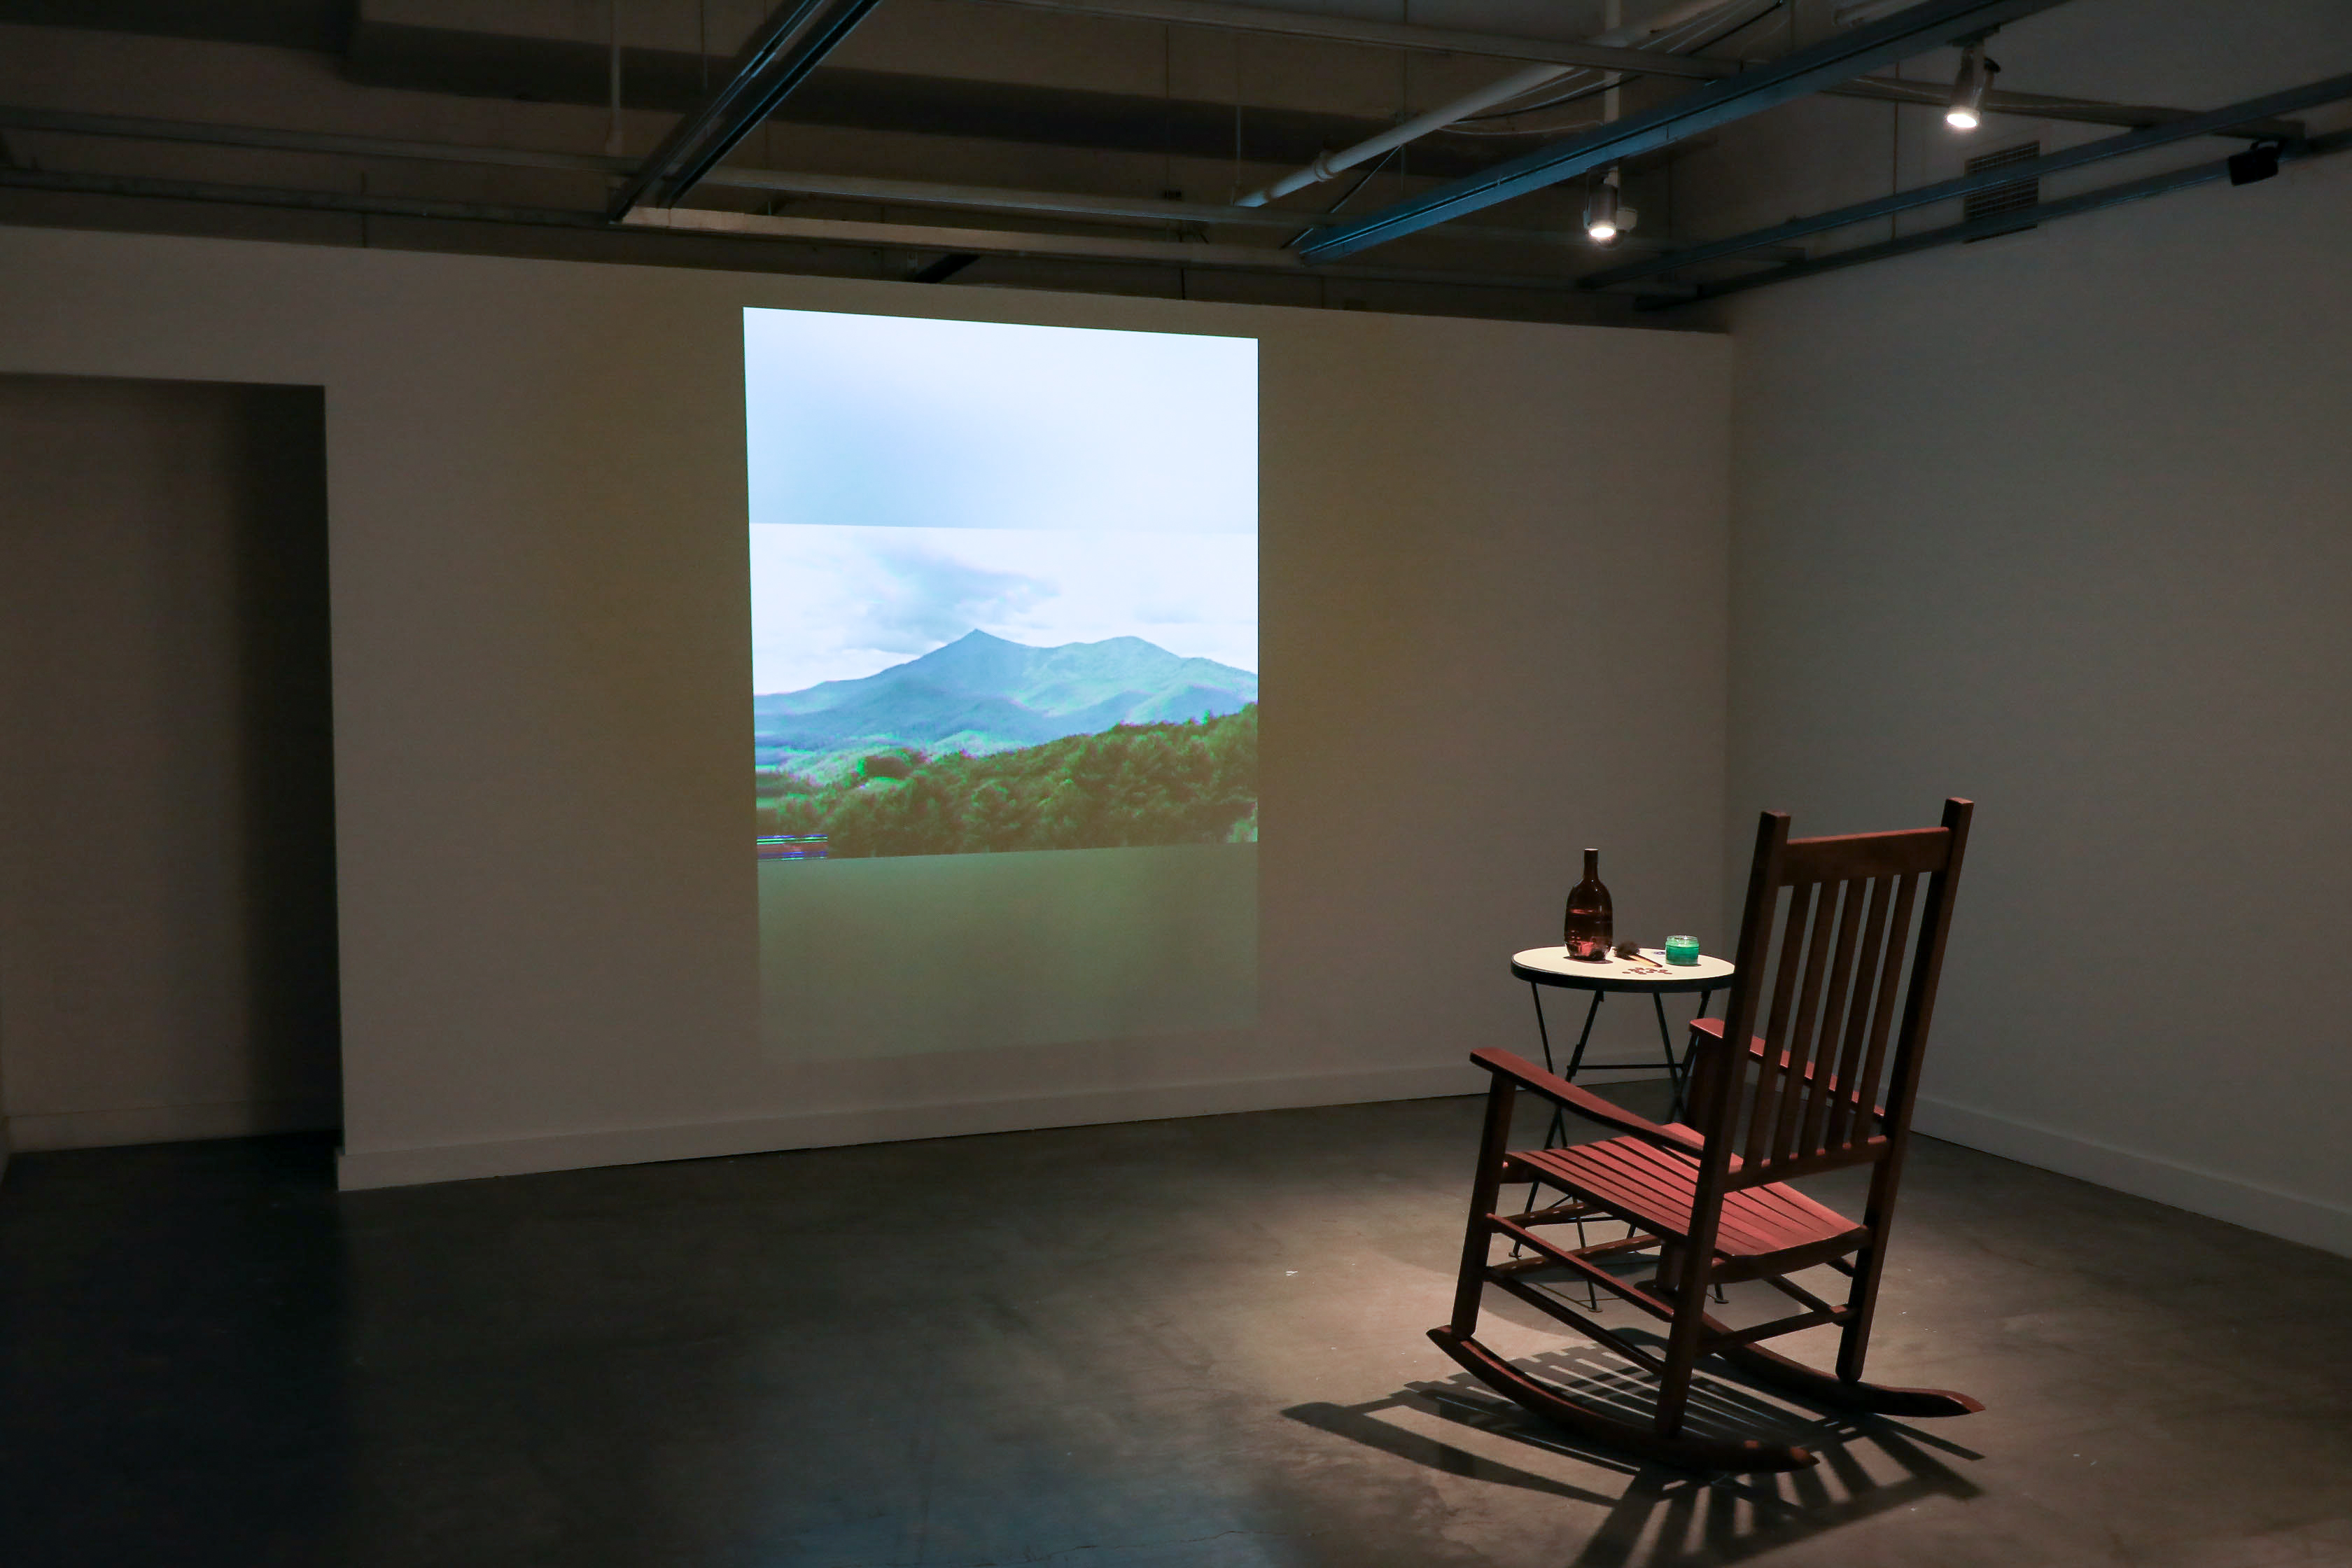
[{"left": 1963, "top": 142, "right": 2042, "bottom": 239}]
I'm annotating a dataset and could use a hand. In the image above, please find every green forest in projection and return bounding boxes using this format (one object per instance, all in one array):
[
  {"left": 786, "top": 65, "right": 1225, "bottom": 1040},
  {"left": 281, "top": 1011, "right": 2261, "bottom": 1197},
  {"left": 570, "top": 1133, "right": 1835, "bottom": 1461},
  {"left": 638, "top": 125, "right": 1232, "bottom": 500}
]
[
  {"left": 762, "top": 710, "right": 1260, "bottom": 864},
  {"left": 757, "top": 704, "right": 1258, "bottom": 859}
]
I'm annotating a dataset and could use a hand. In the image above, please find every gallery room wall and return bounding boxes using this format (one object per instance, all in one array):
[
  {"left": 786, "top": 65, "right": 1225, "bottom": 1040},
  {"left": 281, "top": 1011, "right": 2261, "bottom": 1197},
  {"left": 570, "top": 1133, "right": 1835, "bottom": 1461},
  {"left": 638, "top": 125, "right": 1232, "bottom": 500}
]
[
  {"left": 0, "top": 225, "right": 1731, "bottom": 1189},
  {"left": 1723, "top": 140, "right": 2352, "bottom": 1256}
]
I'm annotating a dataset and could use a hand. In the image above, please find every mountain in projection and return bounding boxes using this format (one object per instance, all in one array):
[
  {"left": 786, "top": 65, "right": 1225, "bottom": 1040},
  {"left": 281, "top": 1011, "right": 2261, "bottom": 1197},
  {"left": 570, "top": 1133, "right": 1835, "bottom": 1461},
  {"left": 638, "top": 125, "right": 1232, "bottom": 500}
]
[{"left": 755, "top": 630, "right": 1257, "bottom": 773}]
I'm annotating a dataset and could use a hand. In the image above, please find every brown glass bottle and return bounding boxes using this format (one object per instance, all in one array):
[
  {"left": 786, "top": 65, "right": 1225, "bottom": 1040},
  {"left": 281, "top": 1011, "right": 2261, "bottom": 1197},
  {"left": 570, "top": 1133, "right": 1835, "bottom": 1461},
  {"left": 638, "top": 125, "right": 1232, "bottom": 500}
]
[{"left": 1562, "top": 848, "right": 1613, "bottom": 962}]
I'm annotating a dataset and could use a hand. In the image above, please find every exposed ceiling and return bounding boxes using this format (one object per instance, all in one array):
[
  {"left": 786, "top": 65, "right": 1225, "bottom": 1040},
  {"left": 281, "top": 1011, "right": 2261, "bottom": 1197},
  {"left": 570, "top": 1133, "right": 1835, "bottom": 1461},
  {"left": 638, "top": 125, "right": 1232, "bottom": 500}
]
[{"left": 1, "top": 0, "right": 2346, "bottom": 326}]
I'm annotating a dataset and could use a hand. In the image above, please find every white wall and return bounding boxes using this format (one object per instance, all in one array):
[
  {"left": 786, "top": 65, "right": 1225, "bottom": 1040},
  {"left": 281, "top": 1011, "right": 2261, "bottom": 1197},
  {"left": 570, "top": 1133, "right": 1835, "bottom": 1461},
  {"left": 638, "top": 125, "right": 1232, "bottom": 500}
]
[
  {"left": 1724, "top": 125, "right": 2352, "bottom": 1256},
  {"left": 0, "top": 226, "right": 1732, "bottom": 1188}
]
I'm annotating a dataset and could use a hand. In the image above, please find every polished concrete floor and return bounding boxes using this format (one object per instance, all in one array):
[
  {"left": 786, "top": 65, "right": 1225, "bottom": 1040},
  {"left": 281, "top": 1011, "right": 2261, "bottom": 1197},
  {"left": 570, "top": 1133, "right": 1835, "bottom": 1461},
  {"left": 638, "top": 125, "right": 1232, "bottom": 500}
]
[{"left": 4, "top": 1090, "right": 2350, "bottom": 1567}]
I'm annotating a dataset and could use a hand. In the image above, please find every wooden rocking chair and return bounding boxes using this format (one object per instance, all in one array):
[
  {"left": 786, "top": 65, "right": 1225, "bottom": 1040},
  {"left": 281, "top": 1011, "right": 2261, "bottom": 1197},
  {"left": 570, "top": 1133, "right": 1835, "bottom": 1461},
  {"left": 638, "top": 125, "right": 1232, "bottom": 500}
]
[{"left": 1432, "top": 798, "right": 1978, "bottom": 1472}]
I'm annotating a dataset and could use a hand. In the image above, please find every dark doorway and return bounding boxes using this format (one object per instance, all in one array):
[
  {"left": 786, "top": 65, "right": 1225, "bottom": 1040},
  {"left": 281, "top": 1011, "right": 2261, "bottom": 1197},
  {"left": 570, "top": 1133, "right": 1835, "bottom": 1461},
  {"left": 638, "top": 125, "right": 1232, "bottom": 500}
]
[{"left": 0, "top": 375, "right": 340, "bottom": 1162}]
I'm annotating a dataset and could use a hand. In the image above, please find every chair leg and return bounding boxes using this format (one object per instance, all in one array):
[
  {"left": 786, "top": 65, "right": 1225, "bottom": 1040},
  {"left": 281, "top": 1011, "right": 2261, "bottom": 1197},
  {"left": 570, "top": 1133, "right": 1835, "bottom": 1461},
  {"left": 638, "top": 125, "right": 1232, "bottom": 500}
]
[
  {"left": 1650, "top": 1250, "right": 1718, "bottom": 1438},
  {"left": 1836, "top": 1156, "right": 1907, "bottom": 1384},
  {"left": 1448, "top": 1077, "right": 1519, "bottom": 1338}
]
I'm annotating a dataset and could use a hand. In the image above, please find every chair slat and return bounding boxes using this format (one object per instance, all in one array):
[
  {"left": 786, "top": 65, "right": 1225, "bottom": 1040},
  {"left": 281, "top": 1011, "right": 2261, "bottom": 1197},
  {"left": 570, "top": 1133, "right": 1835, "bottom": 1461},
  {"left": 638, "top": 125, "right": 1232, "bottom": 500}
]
[
  {"left": 1823, "top": 876, "right": 1893, "bottom": 1149},
  {"left": 1796, "top": 878, "right": 1868, "bottom": 1160},
  {"left": 1744, "top": 883, "right": 1816, "bottom": 1168},
  {"left": 1769, "top": 878, "right": 1844, "bottom": 1166},
  {"left": 1513, "top": 1139, "right": 1861, "bottom": 1259},
  {"left": 1849, "top": 872, "right": 1919, "bottom": 1135}
]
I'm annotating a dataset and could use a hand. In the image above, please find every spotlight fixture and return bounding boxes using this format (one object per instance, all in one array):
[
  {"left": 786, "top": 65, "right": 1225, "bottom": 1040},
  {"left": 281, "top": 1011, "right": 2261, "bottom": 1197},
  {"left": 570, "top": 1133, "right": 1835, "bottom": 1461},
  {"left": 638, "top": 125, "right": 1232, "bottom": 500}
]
[
  {"left": 1945, "top": 41, "right": 1999, "bottom": 131},
  {"left": 1585, "top": 171, "right": 1637, "bottom": 246},
  {"left": 2228, "top": 138, "right": 2286, "bottom": 186}
]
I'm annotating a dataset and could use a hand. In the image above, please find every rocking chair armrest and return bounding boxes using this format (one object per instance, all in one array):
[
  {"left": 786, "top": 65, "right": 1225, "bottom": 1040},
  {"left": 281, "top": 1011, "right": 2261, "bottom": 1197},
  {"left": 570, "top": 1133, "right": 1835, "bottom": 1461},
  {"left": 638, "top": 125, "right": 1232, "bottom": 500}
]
[{"left": 1466, "top": 1048, "right": 1709, "bottom": 1156}]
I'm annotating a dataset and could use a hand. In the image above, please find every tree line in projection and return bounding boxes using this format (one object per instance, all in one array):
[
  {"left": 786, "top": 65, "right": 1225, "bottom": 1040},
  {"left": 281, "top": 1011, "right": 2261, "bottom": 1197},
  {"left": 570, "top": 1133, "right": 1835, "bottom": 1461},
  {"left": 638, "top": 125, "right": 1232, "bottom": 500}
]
[{"left": 757, "top": 704, "right": 1258, "bottom": 858}]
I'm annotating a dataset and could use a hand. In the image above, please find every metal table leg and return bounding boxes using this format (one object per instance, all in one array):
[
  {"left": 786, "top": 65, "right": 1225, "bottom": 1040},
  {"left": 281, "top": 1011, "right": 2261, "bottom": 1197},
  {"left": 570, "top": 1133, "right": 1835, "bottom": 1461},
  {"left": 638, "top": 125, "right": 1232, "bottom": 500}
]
[
  {"left": 1531, "top": 983, "right": 1604, "bottom": 1149},
  {"left": 1647, "top": 987, "right": 1716, "bottom": 1124},
  {"left": 1526, "top": 983, "right": 1607, "bottom": 1307}
]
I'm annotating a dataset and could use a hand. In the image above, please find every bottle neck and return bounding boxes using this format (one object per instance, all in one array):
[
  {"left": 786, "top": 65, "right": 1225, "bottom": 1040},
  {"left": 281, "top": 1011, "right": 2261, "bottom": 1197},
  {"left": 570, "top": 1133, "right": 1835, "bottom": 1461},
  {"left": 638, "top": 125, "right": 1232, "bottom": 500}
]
[{"left": 1581, "top": 848, "right": 1600, "bottom": 881}]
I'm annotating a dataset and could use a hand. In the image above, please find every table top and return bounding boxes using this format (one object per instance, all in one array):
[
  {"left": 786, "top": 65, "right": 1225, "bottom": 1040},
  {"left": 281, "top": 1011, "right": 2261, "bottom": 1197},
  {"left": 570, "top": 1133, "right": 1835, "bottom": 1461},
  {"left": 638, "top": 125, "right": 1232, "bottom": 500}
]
[{"left": 1511, "top": 946, "right": 1736, "bottom": 993}]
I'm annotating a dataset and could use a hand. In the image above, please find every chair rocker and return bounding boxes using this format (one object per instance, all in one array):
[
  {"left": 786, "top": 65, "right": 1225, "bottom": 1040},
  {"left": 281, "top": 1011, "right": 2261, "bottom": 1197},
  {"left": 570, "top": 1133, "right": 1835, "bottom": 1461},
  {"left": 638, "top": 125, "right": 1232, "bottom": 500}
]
[{"left": 1432, "top": 798, "right": 1979, "bottom": 1473}]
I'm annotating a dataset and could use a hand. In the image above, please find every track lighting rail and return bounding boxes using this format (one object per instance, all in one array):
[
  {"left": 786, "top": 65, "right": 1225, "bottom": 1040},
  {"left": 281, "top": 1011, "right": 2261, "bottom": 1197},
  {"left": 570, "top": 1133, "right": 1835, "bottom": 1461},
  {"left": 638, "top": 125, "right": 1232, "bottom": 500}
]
[
  {"left": 1639, "top": 123, "right": 2352, "bottom": 307},
  {"left": 974, "top": 0, "right": 2289, "bottom": 141},
  {"left": 1578, "top": 69, "right": 2352, "bottom": 293},
  {"left": 1292, "top": 0, "right": 2075, "bottom": 264},
  {"left": 1828, "top": 78, "right": 2300, "bottom": 142}
]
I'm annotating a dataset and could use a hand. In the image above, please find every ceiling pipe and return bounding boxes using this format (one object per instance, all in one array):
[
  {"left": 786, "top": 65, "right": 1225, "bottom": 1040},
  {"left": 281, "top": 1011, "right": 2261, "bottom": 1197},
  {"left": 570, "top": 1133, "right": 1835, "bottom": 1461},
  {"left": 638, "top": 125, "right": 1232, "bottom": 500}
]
[
  {"left": 1294, "top": 0, "right": 2076, "bottom": 264},
  {"left": 605, "top": 0, "right": 625, "bottom": 156},
  {"left": 1233, "top": 0, "right": 1757, "bottom": 209},
  {"left": 607, "top": 0, "right": 884, "bottom": 217}
]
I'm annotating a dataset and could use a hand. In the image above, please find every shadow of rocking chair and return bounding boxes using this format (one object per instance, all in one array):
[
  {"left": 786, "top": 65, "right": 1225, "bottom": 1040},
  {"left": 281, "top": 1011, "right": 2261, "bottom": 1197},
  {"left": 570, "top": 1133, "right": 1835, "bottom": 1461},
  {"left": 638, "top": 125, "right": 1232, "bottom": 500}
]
[{"left": 1432, "top": 798, "right": 1979, "bottom": 1473}]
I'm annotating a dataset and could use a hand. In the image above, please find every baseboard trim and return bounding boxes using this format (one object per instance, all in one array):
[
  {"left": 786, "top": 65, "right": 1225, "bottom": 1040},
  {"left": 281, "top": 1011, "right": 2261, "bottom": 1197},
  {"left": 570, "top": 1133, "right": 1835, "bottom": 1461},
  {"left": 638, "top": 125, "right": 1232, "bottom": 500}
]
[
  {"left": 336, "top": 1060, "right": 1531, "bottom": 1191},
  {"left": 1916, "top": 1095, "right": 2352, "bottom": 1260},
  {"left": 3, "top": 1098, "right": 340, "bottom": 1153}
]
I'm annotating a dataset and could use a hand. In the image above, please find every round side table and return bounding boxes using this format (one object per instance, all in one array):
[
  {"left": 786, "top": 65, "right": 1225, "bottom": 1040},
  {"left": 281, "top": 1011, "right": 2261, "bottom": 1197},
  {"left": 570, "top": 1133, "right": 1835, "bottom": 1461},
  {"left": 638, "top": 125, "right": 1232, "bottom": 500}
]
[{"left": 1508, "top": 946, "right": 1737, "bottom": 1128}]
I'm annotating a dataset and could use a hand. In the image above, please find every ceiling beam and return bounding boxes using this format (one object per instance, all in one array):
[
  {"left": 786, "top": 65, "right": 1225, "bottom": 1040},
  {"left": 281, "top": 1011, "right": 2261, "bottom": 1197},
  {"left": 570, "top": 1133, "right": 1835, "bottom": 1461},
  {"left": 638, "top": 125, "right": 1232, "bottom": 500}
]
[
  {"left": 1, "top": 104, "right": 1813, "bottom": 259},
  {"left": 0, "top": 162, "right": 1690, "bottom": 298},
  {"left": 969, "top": 0, "right": 1742, "bottom": 78},
  {"left": 607, "top": 0, "right": 884, "bottom": 217},
  {"left": 0, "top": 104, "right": 635, "bottom": 178},
  {"left": 1578, "top": 68, "right": 2352, "bottom": 290},
  {"left": 626, "top": 204, "right": 1296, "bottom": 266},
  {"left": 1293, "top": 0, "right": 2076, "bottom": 264},
  {"left": 0, "top": 165, "right": 619, "bottom": 230},
  {"left": 621, "top": 204, "right": 1681, "bottom": 294}
]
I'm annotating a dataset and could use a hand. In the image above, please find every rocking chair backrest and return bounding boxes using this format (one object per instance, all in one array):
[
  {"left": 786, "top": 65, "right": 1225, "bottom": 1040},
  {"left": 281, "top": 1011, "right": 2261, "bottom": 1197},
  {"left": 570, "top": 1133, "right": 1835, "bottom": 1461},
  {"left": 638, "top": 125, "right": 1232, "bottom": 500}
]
[{"left": 1688, "top": 798, "right": 1973, "bottom": 1191}]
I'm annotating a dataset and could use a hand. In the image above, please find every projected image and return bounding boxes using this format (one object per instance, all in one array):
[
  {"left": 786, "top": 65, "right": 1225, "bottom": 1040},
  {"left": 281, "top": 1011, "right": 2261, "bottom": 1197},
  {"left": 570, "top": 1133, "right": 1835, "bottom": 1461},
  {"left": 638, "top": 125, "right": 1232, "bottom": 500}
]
[
  {"left": 748, "top": 309, "right": 1258, "bottom": 864},
  {"left": 746, "top": 307, "right": 1259, "bottom": 1060},
  {"left": 753, "top": 527, "right": 1256, "bottom": 858}
]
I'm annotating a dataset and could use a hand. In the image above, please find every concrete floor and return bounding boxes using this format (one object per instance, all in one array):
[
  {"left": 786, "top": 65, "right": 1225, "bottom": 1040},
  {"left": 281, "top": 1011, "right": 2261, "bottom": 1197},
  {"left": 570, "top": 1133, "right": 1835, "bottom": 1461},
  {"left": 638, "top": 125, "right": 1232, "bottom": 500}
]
[{"left": 4, "top": 1090, "right": 2350, "bottom": 1567}]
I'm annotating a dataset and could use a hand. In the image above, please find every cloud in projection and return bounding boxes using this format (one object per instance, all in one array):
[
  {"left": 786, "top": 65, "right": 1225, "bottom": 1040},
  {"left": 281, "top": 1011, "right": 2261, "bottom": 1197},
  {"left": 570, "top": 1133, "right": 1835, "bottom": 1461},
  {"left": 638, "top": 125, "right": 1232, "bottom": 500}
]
[
  {"left": 744, "top": 307, "right": 1256, "bottom": 541},
  {"left": 750, "top": 524, "right": 1257, "bottom": 694}
]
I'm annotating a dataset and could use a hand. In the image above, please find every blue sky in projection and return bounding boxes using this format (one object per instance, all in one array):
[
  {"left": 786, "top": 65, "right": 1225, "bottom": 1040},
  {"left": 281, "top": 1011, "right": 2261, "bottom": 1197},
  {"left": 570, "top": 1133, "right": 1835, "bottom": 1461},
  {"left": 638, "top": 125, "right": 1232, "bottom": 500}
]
[{"left": 746, "top": 309, "right": 1256, "bottom": 694}]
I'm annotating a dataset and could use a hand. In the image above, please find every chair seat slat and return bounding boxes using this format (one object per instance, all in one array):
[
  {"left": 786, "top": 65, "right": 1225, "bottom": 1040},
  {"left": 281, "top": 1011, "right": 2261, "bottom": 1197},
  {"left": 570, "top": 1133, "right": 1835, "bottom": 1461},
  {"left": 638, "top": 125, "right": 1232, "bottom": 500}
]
[{"left": 1512, "top": 1138, "right": 1864, "bottom": 1262}]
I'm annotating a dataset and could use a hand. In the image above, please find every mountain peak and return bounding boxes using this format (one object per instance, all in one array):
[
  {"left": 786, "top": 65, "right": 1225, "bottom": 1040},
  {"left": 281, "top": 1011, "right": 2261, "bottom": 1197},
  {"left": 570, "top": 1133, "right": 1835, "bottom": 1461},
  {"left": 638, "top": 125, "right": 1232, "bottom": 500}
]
[{"left": 756, "top": 626, "right": 1256, "bottom": 765}]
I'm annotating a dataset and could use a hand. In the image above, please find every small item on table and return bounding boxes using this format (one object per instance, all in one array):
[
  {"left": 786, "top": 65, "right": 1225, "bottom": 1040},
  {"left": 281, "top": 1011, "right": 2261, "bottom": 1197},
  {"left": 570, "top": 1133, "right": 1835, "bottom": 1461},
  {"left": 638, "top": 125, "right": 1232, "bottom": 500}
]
[
  {"left": 1665, "top": 934, "right": 1701, "bottom": 965},
  {"left": 1614, "top": 944, "right": 1667, "bottom": 972},
  {"left": 1562, "top": 848, "right": 1613, "bottom": 961}
]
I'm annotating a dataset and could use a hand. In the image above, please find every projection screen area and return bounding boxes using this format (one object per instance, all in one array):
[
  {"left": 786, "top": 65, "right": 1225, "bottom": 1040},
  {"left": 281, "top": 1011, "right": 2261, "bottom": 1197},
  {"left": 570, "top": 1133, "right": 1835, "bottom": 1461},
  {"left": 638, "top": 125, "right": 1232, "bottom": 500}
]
[{"left": 748, "top": 308, "right": 1259, "bottom": 1060}]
